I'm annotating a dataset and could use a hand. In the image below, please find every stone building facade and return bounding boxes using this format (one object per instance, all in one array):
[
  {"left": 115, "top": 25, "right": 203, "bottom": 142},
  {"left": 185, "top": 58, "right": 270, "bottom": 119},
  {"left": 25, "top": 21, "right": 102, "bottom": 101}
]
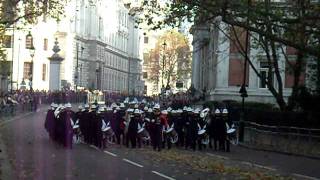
[
  {"left": 191, "top": 18, "right": 315, "bottom": 104},
  {"left": 1, "top": 0, "right": 144, "bottom": 94}
]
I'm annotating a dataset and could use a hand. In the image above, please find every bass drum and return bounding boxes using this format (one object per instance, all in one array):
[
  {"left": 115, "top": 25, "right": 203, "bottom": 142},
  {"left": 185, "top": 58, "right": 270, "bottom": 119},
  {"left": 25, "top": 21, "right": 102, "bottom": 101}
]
[
  {"left": 169, "top": 130, "right": 178, "bottom": 144},
  {"left": 138, "top": 129, "right": 151, "bottom": 142},
  {"left": 227, "top": 128, "right": 238, "bottom": 145},
  {"left": 200, "top": 134, "right": 210, "bottom": 145},
  {"left": 103, "top": 128, "right": 115, "bottom": 144}
]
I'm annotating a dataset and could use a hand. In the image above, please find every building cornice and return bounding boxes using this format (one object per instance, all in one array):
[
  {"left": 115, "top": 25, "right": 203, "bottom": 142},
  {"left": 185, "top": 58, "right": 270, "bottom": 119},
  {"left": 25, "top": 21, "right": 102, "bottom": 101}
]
[
  {"left": 79, "top": 58, "right": 129, "bottom": 74},
  {"left": 75, "top": 35, "right": 130, "bottom": 60}
]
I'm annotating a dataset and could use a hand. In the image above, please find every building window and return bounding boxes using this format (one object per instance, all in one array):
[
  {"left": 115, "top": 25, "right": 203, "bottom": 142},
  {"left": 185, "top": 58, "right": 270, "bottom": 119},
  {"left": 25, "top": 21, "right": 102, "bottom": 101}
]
[
  {"left": 44, "top": 38, "right": 48, "bottom": 51},
  {"left": 3, "top": 35, "right": 12, "bottom": 48},
  {"left": 144, "top": 36, "right": 149, "bottom": 44},
  {"left": 23, "top": 62, "right": 32, "bottom": 79},
  {"left": 25, "top": 34, "right": 33, "bottom": 49},
  {"left": 143, "top": 72, "right": 148, "bottom": 79},
  {"left": 259, "top": 62, "right": 273, "bottom": 89},
  {"left": 42, "top": 64, "right": 46, "bottom": 81}
]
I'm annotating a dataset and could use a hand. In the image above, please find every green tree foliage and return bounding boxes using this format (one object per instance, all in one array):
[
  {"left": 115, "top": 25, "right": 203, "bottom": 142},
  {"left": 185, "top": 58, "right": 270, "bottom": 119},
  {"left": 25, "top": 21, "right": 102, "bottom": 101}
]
[
  {"left": 130, "top": 0, "right": 320, "bottom": 59},
  {"left": 0, "top": 0, "right": 67, "bottom": 60},
  {"left": 129, "top": 0, "right": 320, "bottom": 111},
  {"left": 144, "top": 30, "right": 191, "bottom": 89}
]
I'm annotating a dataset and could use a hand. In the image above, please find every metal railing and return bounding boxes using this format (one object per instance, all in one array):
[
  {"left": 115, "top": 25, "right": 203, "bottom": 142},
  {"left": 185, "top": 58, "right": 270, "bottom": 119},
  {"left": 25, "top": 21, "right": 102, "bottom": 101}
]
[{"left": 244, "top": 121, "right": 320, "bottom": 139}]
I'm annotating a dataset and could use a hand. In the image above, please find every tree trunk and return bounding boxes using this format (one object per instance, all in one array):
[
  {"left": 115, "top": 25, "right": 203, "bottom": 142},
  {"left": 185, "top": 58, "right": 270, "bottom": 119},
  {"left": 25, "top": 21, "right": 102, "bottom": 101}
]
[
  {"left": 287, "top": 1, "right": 307, "bottom": 110},
  {"left": 287, "top": 51, "right": 304, "bottom": 110}
]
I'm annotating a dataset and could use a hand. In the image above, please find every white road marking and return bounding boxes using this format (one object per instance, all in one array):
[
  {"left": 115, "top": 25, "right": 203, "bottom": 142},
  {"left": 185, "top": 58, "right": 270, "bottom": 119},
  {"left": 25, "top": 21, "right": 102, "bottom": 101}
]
[
  {"left": 89, "top": 145, "right": 100, "bottom": 151},
  {"left": 241, "top": 161, "right": 276, "bottom": 171},
  {"left": 123, "top": 158, "right": 143, "bottom": 168},
  {"left": 152, "top": 171, "right": 176, "bottom": 180},
  {"left": 104, "top": 150, "right": 117, "bottom": 157},
  {"left": 292, "top": 173, "right": 320, "bottom": 180},
  {"left": 253, "top": 164, "right": 276, "bottom": 171},
  {"left": 206, "top": 153, "right": 230, "bottom": 160},
  {"left": 241, "top": 161, "right": 252, "bottom": 166}
]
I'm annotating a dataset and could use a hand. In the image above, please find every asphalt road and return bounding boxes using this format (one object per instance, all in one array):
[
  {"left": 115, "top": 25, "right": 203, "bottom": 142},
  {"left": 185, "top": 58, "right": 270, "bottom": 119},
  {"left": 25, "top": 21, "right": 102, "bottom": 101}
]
[
  {"left": 0, "top": 107, "right": 320, "bottom": 180},
  {"left": 0, "top": 108, "right": 216, "bottom": 180}
]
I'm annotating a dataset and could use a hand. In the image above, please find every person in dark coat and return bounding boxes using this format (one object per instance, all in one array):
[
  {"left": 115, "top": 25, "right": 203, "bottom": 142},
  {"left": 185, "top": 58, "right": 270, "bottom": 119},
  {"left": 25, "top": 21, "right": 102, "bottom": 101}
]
[
  {"left": 54, "top": 105, "right": 65, "bottom": 145},
  {"left": 88, "top": 105, "right": 98, "bottom": 146},
  {"left": 59, "top": 103, "right": 74, "bottom": 148},
  {"left": 80, "top": 104, "right": 90, "bottom": 144},
  {"left": 216, "top": 108, "right": 227, "bottom": 151},
  {"left": 113, "top": 106, "right": 122, "bottom": 145},
  {"left": 175, "top": 109, "right": 185, "bottom": 147},
  {"left": 150, "top": 104, "right": 163, "bottom": 151},
  {"left": 222, "top": 108, "right": 231, "bottom": 152},
  {"left": 184, "top": 108, "right": 194, "bottom": 150},
  {"left": 117, "top": 104, "right": 126, "bottom": 145},
  {"left": 209, "top": 109, "right": 220, "bottom": 150},
  {"left": 196, "top": 109, "right": 207, "bottom": 150},
  {"left": 144, "top": 108, "right": 154, "bottom": 146},
  {"left": 73, "top": 105, "right": 83, "bottom": 143},
  {"left": 94, "top": 108, "right": 103, "bottom": 148},
  {"left": 188, "top": 109, "right": 199, "bottom": 151},
  {"left": 44, "top": 103, "right": 57, "bottom": 141},
  {"left": 165, "top": 110, "right": 175, "bottom": 149},
  {"left": 128, "top": 109, "right": 140, "bottom": 148}
]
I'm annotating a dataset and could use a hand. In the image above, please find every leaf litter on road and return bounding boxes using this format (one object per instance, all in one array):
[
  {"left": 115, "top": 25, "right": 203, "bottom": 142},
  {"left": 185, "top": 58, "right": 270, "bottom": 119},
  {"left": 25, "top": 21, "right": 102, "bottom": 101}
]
[{"left": 139, "top": 148, "right": 295, "bottom": 180}]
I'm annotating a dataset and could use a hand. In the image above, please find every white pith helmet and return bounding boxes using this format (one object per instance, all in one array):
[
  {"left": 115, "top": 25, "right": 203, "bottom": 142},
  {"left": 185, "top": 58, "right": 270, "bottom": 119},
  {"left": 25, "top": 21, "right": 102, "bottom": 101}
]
[
  {"left": 153, "top": 104, "right": 160, "bottom": 110},
  {"left": 183, "top": 106, "right": 188, "bottom": 111},
  {"left": 187, "top": 107, "right": 193, "bottom": 112},
  {"left": 120, "top": 103, "right": 125, "bottom": 108},
  {"left": 193, "top": 108, "right": 200, "bottom": 114},
  {"left": 134, "top": 109, "right": 140, "bottom": 114},
  {"left": 161, "top": 110, "right": 168, "bottom": 115},
  {"left": 127, "top": 108, "right": 134, "bottom": 113},
  {"left": 177, "top": 109, "right": 183, "bottom": 113},
  {"left": 222, "top": 108, "right": 228, "bottom": 114},
  {"left": 65, "top": 103, "right": 72, "bottom": 108}
]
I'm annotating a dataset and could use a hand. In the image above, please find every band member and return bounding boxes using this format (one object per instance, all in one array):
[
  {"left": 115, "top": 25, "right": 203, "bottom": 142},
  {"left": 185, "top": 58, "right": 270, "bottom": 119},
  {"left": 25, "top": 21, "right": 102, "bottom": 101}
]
[
  {"left": 128, "top": 109, "right": 140, "bottom": 148},
  {"left": 80, "top": 104, "right": 90, "bottom": 144},
  {"left": 45, "top": 103, "right": 58, "bottom": 141},
  {"left": 222, "top": 108, "right": 231, "bottom": 152},
  {"left": 175, "top": 109, "right": 185, "bottom": 147},
  {"left": 216, "top": 108, "right": 227, "bottom": 151},
  {"left": 160, "top": 110, "right": 169, "bottom": 149},
  {"left": 209, "top": 109, "right": 220, "bottom": 150},
  {"left": 151, "top": 104, "right": 162, "bottom": 151},
  {"left": 59, "top": 103, "right": 74, "bottom": 148}
]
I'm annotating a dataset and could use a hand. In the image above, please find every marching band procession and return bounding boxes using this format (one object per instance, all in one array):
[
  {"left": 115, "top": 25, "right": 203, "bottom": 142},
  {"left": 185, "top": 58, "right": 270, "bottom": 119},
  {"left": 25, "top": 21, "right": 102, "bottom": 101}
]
[{"left": 44, "top": 98, "right": 237, "bottom": 152}]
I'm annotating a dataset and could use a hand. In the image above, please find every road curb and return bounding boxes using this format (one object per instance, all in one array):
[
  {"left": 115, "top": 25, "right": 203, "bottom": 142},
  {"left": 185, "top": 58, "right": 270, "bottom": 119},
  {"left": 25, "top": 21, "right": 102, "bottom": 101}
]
[
  {"left": 238, "top": 142, "right": 320, "bottom": 160},
  {"left": 0, "top": 133, "right": 15, "bottom": 180}
]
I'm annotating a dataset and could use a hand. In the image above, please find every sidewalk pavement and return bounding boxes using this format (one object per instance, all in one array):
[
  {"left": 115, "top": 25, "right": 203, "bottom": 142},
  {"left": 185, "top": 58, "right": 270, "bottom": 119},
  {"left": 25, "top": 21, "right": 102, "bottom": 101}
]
[{"left": 201, "top": 143, "right": 320, "bottom": 179}]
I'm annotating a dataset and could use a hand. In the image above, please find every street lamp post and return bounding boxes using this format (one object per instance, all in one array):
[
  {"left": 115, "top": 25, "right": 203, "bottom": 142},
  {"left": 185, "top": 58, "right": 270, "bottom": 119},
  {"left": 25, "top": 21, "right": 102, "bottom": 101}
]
[
  {"left": 29, "top": 46, "right": 35, "bottom": 91},
  {"left": 238, "top": 0, "right": 251, "bottom": 142},
  {"left": 26, "top": 31, "right": 35, "bottom": 91},
  {"left": 162, "top": 41, "right": 167, "bottom": 92}
]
